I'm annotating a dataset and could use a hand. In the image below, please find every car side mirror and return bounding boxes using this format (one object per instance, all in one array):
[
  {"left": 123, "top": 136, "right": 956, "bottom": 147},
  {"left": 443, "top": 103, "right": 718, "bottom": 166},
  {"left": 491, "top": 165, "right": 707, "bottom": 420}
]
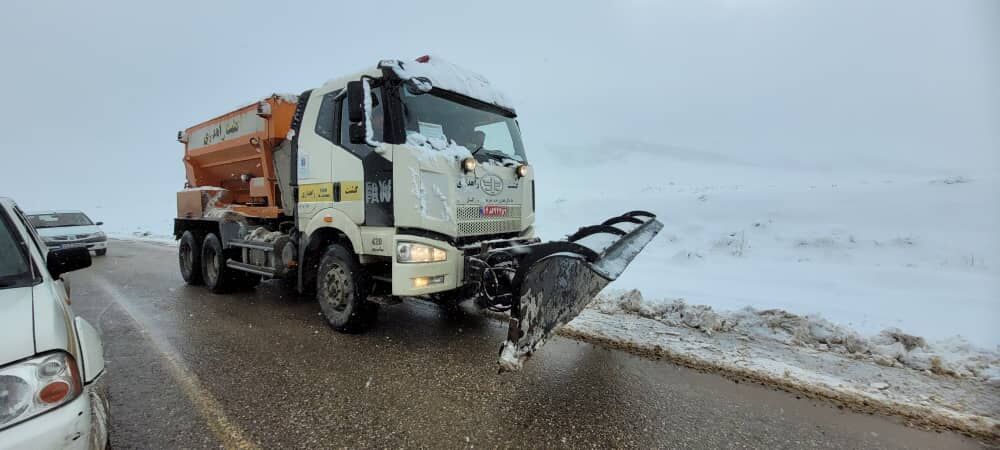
[
  {"left": 47, "top": 247, "right": 92, "bottom": 278},
  {"left": 95, "top": 221, "right": 103, "bottom": 226}
]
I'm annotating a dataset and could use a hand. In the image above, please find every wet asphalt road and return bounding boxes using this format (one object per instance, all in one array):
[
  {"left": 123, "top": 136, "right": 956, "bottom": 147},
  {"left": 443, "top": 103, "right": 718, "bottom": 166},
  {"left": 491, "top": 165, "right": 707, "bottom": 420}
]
[{"left": 65, "top": 240, "right": 988, "bottom": 449}]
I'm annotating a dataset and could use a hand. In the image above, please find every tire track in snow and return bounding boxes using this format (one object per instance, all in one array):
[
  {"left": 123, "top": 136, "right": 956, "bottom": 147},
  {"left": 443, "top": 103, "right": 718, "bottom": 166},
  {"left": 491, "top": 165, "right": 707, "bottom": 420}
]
[{"left": 91, "top": 275, "right": 259, "bottom": 450}]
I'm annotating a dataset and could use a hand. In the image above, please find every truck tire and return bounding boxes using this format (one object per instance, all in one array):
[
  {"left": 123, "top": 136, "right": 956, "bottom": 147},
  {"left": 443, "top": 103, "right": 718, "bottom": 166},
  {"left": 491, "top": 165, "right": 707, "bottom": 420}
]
[
  {"left": 316, "top": 244, "right": 378, "bottom": 333},
  {"left": 178, "top": 231, "right": 202, "bottom": 285},
  {"left": 201, "top": 233, "right": 236, "bottom": 293}
]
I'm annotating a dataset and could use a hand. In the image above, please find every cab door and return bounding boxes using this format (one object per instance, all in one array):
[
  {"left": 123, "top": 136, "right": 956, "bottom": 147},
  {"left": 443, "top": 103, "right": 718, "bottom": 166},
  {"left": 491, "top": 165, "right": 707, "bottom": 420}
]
[{"left": 296, "top": 88, "right": 363, "bottom": 225}]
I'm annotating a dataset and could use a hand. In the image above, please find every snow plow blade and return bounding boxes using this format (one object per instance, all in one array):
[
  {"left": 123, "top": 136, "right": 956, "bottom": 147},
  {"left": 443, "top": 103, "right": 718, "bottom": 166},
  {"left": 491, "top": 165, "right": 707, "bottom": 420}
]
[{"left": 496, "top": 211, "right": 663, "bottom": 371}]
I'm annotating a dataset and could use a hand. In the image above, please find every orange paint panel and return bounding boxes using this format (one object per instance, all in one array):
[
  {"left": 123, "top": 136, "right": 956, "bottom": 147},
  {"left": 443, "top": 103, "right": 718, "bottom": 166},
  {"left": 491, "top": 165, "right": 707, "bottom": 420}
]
[{"left": 180, "top": 95, "right": 299, "bottom": 219}]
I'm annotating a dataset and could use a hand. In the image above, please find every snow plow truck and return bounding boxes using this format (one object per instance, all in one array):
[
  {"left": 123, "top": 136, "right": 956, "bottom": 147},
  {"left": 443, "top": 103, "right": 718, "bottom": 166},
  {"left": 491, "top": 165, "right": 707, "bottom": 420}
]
[{"left": 173, "top": 55, "right": 662, "bottom": 370}]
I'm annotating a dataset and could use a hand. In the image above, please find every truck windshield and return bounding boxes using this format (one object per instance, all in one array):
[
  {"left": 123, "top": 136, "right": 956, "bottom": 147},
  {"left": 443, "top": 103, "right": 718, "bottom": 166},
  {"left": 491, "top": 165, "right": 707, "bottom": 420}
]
[
  {"left": 400, "top": 88, "right": 526, "bottom": 162},
  {"left": 0, "top": 211, "right": 33, "bottom": 289},
  {"left": 27, "top": 212, "right": 93, "bottom": 228}
]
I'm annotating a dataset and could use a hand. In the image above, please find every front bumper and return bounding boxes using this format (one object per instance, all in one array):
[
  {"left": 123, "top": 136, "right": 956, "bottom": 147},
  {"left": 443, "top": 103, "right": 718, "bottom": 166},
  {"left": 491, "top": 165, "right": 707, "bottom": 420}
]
[
  {"left": 391, "top": 235, "right": 464, "bottom": 296},
  {"left": 389, "top": 230, "right": 538, "bottom": 296},
  {"left": 0, "top": 378, "right": 108, "bottom": 450},
  {"left": 45, "top": 239, "right": 107, "bottom": 252}
]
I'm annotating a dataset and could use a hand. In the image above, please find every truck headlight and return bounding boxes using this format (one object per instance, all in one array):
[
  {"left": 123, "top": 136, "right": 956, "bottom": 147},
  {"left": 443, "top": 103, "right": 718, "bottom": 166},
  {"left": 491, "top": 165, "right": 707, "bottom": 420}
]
[
  {"left": 396, "top": 242, "right": 447, "bottom": 263},
  {"left": 516, "top": 164, "right": 530, "bottom": 178},
  {"left": 461, "top": 157, "right": 477, "bottom": 173},
  {"left": 0, "top": 352, "right": 82, "bottom": 431}
]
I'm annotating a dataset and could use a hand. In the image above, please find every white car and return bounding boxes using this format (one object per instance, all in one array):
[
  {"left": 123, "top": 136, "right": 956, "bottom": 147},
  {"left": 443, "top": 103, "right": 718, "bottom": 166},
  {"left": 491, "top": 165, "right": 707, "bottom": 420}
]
[
  {"left": 0, "top": 198, "right": 109, "bottom": 449},
  {"left": 25, "top": 211, "right": 108, "bottom": 256}
]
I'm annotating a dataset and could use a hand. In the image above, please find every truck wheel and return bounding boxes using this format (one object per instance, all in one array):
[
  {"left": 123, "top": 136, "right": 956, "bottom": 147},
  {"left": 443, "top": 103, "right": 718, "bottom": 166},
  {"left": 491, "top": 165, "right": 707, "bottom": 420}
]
[
  {"left": 201, "top": 233, "right": 236, "bottom": 293},
  {"left": 179, "top": 231, "right": 202, "bottom": 285},
  {"left": 316, "top": 244, "right": 378, "bottom": 333}
]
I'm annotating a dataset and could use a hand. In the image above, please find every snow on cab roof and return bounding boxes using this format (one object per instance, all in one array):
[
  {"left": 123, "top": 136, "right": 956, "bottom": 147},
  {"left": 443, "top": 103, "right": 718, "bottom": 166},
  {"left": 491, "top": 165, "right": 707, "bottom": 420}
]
[
  {"left": 324, "top": 55, "right": 514, "bottom": 112},
  {"left": 389, "top": 55, "right": 514, "bottom": 111}
]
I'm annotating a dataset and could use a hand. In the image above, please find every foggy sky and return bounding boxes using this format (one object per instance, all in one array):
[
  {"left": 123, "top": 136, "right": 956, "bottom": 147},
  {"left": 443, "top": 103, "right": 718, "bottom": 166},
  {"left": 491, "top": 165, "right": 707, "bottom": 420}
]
[{"left": 0, "top": 0, "right": 996, "bottom": 232}]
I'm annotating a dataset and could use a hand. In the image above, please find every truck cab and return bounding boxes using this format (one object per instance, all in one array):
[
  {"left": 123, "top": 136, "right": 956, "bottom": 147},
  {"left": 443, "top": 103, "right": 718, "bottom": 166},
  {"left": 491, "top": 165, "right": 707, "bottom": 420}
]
[{"left": 295, "top": 57, "right": 535, "bottom": 297}]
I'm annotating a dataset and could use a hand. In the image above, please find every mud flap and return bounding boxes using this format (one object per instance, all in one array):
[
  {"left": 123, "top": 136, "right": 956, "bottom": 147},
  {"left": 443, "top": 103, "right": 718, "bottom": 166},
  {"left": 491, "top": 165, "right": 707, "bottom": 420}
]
[{"left": 498, "top": 213, "right": 663, "bottom": 371}]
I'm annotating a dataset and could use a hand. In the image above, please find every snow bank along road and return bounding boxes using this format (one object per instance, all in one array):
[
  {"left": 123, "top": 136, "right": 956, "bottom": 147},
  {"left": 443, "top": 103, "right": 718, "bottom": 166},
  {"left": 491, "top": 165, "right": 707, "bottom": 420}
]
[{"left": 64, "top": 240, "right": 991, "bottom": 449}]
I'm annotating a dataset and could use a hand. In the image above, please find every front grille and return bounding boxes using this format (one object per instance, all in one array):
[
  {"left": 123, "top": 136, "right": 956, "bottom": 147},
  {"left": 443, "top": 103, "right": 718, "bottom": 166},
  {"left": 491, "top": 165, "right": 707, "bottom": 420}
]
[
  {"left": 456, "top": 205, "right": 522, "bottom": 221},
  {"left": 49, "top": 234, "right": 90, "bottom": 241},
  {"left": 46, "top": 236, "right": 105, "bottom": 246},
  {"left": 455, "top": 204, "right": 523, "bottom": 237},
  {"left": 457, "top": 220, "right": 522, "bottom": 236}
]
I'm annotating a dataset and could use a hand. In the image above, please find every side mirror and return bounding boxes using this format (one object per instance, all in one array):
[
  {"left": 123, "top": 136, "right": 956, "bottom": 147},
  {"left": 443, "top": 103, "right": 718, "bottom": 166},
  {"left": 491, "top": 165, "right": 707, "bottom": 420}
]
[
  {"left": 346, "top": 81, "right": 367, "bottom": 144},
  {"left": 346, "top": 81, "right": 365, "bottom": 123},
  {"left": 47, "top": 247, "right": 92, "bottom": 278},
  {"left": 95, "top": 221, "right": 104, "bottom": 226},
  {"left": 349, "top": 123, "right": 366, "bottom": 144}
]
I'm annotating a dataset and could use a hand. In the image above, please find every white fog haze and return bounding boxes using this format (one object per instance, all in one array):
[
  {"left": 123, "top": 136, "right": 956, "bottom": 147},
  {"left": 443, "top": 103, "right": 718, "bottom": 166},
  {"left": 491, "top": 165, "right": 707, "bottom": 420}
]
[
  {"left": 1, "top": 1, "right": 999, "bottom": 445},
  {"left": 2, "top": 0, "right": 997, "bottom": 228}
]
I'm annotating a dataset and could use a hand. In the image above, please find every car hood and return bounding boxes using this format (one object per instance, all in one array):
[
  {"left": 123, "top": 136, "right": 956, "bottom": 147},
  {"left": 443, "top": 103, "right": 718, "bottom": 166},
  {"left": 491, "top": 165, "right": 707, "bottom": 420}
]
[
  {"left": 34, "top": 225, "right": 102, "bottom": 238},
  {"left": 0, "top": 286, "right": 35, "bottom": 364}
]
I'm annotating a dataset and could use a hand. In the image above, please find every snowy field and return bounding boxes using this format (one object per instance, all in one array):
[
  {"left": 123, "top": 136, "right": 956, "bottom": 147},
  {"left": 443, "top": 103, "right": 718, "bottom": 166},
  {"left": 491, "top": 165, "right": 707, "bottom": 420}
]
[
  {"left": 524, "top": 143, "right": 998, "bottom": 435},
  {"left": 531, "top": 142, "right": 999, "bottom": 349}
]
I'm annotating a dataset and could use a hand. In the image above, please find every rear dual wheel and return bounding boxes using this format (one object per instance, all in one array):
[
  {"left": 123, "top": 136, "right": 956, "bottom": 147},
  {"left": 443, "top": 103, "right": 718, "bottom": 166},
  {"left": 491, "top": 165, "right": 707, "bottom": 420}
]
[
  {"left": 199, "top": 233, "right": 260, "bottom": 293},
  {"left": 201, "top": 233, "right": 234, "bottom": 293},
  {"left": 179, "top": 231, "right": 202, "bottom": 285}
]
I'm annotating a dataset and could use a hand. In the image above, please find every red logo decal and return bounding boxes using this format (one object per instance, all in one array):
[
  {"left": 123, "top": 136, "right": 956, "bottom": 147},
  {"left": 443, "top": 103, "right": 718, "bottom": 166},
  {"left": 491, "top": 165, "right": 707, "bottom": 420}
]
[{"left": 481, "top": 205, "right": 508, "bottom": 217}]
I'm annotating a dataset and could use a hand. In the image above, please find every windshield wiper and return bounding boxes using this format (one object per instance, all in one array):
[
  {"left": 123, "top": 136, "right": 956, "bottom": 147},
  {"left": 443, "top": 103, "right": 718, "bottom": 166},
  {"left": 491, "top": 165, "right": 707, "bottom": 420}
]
[{"left": 476, "top": 149, "right": 520, "bottom": 165}]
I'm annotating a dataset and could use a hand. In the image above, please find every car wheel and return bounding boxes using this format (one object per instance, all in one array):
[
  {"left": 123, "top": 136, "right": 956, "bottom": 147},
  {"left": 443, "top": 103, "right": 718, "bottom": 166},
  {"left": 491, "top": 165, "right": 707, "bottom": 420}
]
[
  {"left": 178, "top": 231, "right": 203, "bottom": 285},
  {"left": 316, "top": 244, "right": 377, "bottom": 333},
  {"left": 95, "top": 249, "right": 107, "bottom": 256},
  {"left": 201, "top": 233, "right": 236, "bottom": 293}
]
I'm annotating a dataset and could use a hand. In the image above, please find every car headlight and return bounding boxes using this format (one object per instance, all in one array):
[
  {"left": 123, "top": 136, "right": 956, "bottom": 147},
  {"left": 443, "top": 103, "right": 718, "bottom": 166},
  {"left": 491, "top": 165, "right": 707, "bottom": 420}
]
[
  {"left": 396, "top": 242, "right": 447, "bottom": 263},
  {"left": 0, "top": 352, "right": 82, "bottom": 431},
  {"left": 92, "top": 231, "right": 106, "bottom": 239}
]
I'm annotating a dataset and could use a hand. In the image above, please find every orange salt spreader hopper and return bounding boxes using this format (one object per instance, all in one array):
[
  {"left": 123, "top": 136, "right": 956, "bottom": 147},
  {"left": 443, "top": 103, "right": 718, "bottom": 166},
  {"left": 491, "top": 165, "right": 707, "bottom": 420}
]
[{"left": 176, "top": 94, "right": 299, "bottom": 219}]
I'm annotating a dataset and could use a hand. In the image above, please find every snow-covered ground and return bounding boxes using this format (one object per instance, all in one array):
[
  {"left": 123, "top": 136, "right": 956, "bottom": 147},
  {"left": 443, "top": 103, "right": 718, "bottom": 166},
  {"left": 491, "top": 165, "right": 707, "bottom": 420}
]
[
  {"left": 524, "top": 142, "right": 999, "bottom": 436},
  {"left": 560, "top": 290, "right": 998, "bottom": 437},
  {"left": 532, "top": 142, "right": 999, "bottom": 349}
]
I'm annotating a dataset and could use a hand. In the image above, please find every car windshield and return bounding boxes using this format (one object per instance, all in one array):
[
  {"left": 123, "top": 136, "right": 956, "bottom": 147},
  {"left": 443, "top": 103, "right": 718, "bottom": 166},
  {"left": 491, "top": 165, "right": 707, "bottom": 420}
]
[
  {"left": 0, "top": 212, "right": 32, "bottom": 288},
  {"left": 27, "top": 212, "right": 93, "bottom": 228},
  {"left": 400, "top": 88, "right": 526, "bottom": 162}
]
